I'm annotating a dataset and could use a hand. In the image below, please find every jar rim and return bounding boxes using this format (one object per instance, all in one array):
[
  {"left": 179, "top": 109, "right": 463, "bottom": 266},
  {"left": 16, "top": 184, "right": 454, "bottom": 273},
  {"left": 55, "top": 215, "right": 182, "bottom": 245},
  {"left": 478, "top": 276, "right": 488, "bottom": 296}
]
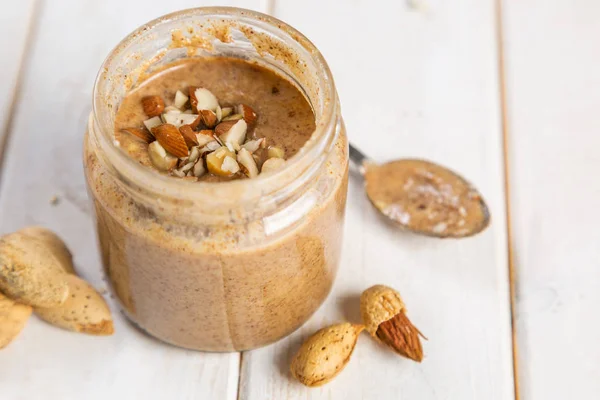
[{"left": 91, "top": 6, "right": 338, "bottom": 212}]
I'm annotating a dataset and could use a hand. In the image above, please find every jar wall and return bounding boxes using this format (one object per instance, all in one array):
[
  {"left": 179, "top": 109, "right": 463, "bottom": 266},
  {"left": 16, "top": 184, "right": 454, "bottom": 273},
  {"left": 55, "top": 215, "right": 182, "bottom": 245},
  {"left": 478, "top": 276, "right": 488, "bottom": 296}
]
[
  {"left": 84, "top": 124, "right": 347, "bottom": 351},
  {"left": 85, "top": 7, "right": 347, "bottom": 351}
]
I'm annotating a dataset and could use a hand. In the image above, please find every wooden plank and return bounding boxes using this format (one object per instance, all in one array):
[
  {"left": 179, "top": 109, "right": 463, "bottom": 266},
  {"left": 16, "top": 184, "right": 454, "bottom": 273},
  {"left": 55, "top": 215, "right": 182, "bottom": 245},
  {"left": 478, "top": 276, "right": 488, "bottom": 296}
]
[
  {"left": 0, "top": 1, "right": 36, "bottom": 165},
  {"left": 240, "top": 0, "right": 515, "bottom": 399},
  {"left": 501, "top": 1, "right": 600, "bottom": 398},
  {"left": 0, "top": 1, "right": 262, "bottom": 399}
]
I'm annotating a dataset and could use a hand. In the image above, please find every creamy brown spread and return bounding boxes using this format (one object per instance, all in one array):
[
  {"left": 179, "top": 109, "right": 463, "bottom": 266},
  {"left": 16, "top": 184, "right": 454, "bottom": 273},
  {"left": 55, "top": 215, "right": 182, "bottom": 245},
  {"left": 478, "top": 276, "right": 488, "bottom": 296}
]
[{"left": 364, "top": 159, "right": 489, "bottom": 237}]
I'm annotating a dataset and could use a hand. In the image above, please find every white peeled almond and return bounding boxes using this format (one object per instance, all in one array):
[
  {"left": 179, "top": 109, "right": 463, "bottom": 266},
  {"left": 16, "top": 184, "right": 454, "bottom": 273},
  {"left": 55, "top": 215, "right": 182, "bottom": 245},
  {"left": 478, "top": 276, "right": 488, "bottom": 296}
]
[
  {"left": 174, "top": 90, "right": 189, "bottom": 109},
  {"left": 35, "top": 274, "right": 114, "bottom": 336},
  {"left": 19, "top": 226, "right": 75, "bottom": 274},
  {"left": 162, "top": 112, "right": 198, "bottom": 128},
  {"left": 241, "top": 138, "right": 264, "bottom": 153},
  {"left": 261, "top": 157, "right": 285, "bottom": 174},
  {"left": 193, "top": 88, "right": 219, "bottom": 112},
  {"left": 143, "top": 116, "right": 162, "bottom": 131},
  {"left": 237, "top": 148, "right": 259, "bottom": 178},
  {"left": 0, "top": 232, "right": 69, "bottom": 307},
  {"left": 217, "top": 119, "right": 247, "bottom": 146},
  {"left": 0, "top": 292, "right": 32, "bottom": 349},
  {"left": 148, "top": 141, "right": 178, "bottom": 171}
]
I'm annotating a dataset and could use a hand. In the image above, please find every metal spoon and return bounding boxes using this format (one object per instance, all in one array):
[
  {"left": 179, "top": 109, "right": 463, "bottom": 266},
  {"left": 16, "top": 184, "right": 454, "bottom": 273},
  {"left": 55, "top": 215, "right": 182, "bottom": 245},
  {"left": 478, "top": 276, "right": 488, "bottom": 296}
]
[{"left": 349, "top": 144, "right": 490, "bottom": 238}]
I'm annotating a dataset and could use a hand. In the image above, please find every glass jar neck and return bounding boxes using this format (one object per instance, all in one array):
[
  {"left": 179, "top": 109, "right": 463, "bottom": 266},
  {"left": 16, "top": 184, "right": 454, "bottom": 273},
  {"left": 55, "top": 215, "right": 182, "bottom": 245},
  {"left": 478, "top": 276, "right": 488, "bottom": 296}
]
[{"left": 90, "top": 7, "right": 338, "bottom": 225}]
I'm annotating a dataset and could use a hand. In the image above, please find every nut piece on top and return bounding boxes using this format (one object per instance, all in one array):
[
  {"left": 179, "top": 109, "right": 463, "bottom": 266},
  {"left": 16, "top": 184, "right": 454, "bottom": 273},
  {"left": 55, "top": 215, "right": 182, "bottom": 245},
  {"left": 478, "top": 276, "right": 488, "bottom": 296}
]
[
  {"left": 290, "top": 323, "right": 364, "bottom": 387},
  {"left": 360, "top": 284, "right": 425, "bottom": 362},
  {"left": 0, "top": 232, "right": 69, "bottom": 308},
  {"left": 0, "top": 292, "right": 32, "bottom": 349},
  {"left": 35, "top": 274, "right": 114, "bottom": 336}
]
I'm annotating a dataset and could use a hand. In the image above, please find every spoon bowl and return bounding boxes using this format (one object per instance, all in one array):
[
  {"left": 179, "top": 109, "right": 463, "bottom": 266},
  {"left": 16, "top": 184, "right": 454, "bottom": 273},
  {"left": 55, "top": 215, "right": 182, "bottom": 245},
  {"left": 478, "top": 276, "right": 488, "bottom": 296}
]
[{"left": 350, "top": 144, "right": 490, "bottom": 238}]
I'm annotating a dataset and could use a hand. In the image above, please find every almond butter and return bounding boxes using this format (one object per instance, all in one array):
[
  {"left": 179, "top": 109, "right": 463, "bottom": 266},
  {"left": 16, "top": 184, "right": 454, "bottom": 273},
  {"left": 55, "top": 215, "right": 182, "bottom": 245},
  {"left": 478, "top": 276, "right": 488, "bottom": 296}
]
[
  {"left": 360, "top": 284, "right": 425, "bottom": 362},
  {"left": 237, "top": 104, "right": 257, "bottom": 125},
  {"left": 151, "top": 124, "right": 189, "bottom": 158},
  {"left": 179, "top": 125, "right": 198, "bottom": 148},
  {"left": 141, "top": 95, "right": 165, "bottom": 117},
  {"left": 0, "top": 292, "right": 32, "bottom": 349},
  {"left": 290, "top": 323, "right": 364, "bottom": 387},
  {"left": 121, "top": 127, "right": 154, "bottom": 144}
]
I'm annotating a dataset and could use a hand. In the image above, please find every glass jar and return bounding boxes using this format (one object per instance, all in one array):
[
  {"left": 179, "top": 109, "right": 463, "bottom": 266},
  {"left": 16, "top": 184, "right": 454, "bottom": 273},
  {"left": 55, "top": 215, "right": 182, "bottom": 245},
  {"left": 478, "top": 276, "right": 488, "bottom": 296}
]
[{"left": 84, "top": 7, "right": 348, "bottom": 351}]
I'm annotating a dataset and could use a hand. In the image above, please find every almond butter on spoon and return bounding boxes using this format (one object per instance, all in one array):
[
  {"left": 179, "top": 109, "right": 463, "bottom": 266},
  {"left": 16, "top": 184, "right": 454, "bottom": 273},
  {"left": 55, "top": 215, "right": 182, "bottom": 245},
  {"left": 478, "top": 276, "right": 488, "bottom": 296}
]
[{"left": 349, "top": 144, "right": 490, "bottom": 238}]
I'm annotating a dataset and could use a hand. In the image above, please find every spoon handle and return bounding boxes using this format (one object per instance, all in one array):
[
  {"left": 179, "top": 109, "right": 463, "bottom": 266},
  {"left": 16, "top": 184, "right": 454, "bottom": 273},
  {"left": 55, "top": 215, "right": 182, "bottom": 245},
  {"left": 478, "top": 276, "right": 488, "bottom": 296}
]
[{"left": 349, "top": 143, "right": 369, "bottom": 169}]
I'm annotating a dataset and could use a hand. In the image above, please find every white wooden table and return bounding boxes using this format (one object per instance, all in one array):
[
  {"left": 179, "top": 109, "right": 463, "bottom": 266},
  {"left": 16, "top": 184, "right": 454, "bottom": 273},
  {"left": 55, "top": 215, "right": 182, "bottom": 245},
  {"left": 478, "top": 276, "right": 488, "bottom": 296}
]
[{"left": 0, "top": 0, "right": 598, "bottom": 399}]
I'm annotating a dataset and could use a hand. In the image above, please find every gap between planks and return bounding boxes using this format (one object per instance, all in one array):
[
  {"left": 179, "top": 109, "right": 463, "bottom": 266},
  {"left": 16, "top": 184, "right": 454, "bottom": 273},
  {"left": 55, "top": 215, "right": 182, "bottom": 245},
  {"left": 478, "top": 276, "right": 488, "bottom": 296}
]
[
  {"left": 0, "top": 0, "right": 40, "bottom": 189},
  {"left": 495, "top": 0, "right": 520, "bottom": 399}
]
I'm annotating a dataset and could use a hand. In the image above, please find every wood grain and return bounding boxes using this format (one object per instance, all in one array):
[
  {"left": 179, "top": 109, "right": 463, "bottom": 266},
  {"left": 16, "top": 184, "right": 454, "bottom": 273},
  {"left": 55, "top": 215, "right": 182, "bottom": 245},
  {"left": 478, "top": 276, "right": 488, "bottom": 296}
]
[
  {"left": 0, "top": 0, "right": 36, "bottom": 172},
  {"left": 239, "top": 0, "right": 515, "bottom": 398},
  {"left": 0, "top": 1, "right": 261, "bottom": 399},
  {"left": 502, "top": 1, "right": 600, "bottom": 398}
]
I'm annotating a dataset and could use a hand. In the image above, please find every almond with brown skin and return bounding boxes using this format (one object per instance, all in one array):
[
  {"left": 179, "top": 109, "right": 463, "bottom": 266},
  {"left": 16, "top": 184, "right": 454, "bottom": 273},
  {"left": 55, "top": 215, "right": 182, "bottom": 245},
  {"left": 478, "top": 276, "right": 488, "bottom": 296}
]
[
  {"left": 214, "top": 120, "right": 237, "bottom": 137},
  {"left": 121, "top": 127, "right": 154, "bottom": 144},
  {"left": 151, "top": 124, "right": 189, "bottom": 158},
  {"left": 360, "top": 284, "right": 425, "bottom": 362},
  {"left": 141, "top": 95, "right": 165, "bottom": 117},
  {"left": 237, "top": 104, "right": 257, "bottom": 125},
  {"left": 179, "top": 125, "right": 198, "bottom": 148},
  {"left": 189, "top": 114, "right": 202, "bottom": 130},
  {"left": 200, "top": 109, "right": 218, "bottom": 128}
]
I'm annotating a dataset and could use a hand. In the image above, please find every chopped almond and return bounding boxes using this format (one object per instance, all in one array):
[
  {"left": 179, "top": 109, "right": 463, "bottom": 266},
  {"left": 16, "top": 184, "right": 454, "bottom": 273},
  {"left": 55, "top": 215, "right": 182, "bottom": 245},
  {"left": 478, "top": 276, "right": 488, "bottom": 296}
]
[
  {"left": 151, "top": 124, "right": 189, "bottom": 158},
  {"left": 179, "top": 125, "right": 198, "bottom": 148},
  {"left": 121, "top": 127, "right": 154, "bottom": 144},
  {"left": 237, "top": 104, "right": 257, "bottom": 125}
]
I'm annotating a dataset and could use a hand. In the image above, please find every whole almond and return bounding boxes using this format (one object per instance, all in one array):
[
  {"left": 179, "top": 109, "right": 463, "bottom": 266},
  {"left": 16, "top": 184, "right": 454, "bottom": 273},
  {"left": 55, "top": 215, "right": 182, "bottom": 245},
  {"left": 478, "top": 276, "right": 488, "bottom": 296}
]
[
  {"left": 179, "top": 125, "right": 198, "bottom": 148},
  {"left": 18, "top": 226, "right": 75, "bottom": 274},
  {"left": 360, "top": 284, "right": 425, "bottom": 362},
  {"left": 290, "top": 323, "right": 364, "bottom": 387},
  {"left": 35, "top": 274, "right": 114, "bottom": 336},
  {"left": 121, "top": 127, "right": 154, "bottom": 143},
  {"left": 151, "top": 124, "right": 189, "bottom": 158},
  {"left": 0, "top": 232, "right": 69, "bottom": 308},
  {"left": 0, "top": 292, "right": 32, "bottom": 349},
  {"left": 237, "top": 104, "right": 257, "bottom": 125},
  {"left": 141, "top": 95, "right": 165, "bottom": 117}
]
